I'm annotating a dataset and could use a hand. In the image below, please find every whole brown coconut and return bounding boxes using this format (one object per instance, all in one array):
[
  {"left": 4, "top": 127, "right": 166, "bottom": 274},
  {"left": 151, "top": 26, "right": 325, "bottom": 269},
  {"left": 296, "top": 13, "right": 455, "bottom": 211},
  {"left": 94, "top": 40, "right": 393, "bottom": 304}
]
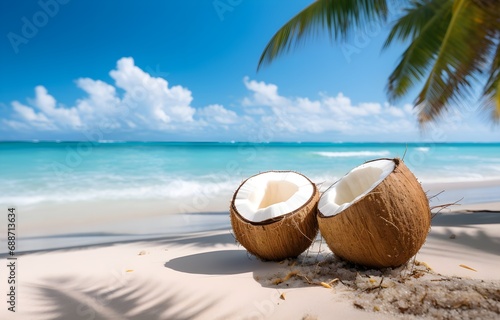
[
  {"left": 317, "top": 158, "right": 431, "bottom": 268},
  {"left": 230, "top": 171, "right": 319, "bottom": 261}
]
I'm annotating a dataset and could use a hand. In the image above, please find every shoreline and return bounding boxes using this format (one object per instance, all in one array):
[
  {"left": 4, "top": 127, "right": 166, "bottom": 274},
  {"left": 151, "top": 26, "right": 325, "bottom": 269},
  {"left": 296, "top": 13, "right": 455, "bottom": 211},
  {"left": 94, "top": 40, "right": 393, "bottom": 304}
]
[
  {"left": 2, "top": 179, "right": 498, "bottom": 254},
  {"left": 423, "top": 179, "right": 500, "bottom": 206}
]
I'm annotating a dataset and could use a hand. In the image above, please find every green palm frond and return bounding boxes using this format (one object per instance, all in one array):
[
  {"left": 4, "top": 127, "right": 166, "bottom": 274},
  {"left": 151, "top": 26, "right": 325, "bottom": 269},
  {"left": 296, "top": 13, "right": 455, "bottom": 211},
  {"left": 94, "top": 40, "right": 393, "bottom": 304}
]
[
  {"left": 383, "top": 0, "right": 447, "bottom": 49},
  {"left": 481, "top": 16, "right": 500, "bottom": 119},
  {"left": 385, "top": 0, "right": 452, "bottom": 101},
  {"left": 415, "top": 0, "right": 499, "bottom": 123},
  {"left": 259, "top": 0, "right": 500, "bottom": 124},
  {"left": 258, "top": 0, "right": 389, "bottom": 69}
]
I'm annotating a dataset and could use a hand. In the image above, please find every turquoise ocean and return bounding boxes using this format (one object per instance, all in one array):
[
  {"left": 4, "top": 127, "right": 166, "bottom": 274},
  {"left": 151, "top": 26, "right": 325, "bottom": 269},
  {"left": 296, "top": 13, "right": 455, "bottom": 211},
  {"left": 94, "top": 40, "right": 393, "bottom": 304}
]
[{"left": 1, "top": 141, "right": 500, "bottom": 207}]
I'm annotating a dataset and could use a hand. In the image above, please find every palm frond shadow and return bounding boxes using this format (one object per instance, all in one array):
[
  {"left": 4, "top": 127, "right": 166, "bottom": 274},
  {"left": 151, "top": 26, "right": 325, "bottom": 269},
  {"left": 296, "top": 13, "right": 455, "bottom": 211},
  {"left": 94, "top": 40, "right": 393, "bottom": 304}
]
[
  {"left": 29, "top": 276, "right": 215, "bottom": 320},
  {"left": 154, "top": 231, "right": 236, "bottom": 249},
  {"left": 431, "top": 211, "right": 500, "bottom": 226},
  {"left": 0, "top": 228, "right": 233, "bottom": 259},
  {"left": 427, "top": 227, "right": 500, "bottom": 256},
  {"left": 428, "top": 211, "right": 500, "bottom": 256}
]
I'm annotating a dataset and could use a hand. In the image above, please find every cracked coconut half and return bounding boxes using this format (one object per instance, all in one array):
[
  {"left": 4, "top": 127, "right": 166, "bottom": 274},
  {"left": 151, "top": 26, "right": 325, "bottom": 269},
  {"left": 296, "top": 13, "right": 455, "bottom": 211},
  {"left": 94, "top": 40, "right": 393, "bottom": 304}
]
[
  {"left": 230, "top": 171, "right": 319, "bottom": 261},
  {"left": 317, "top": 158, "right": 431, "bottom": 268}
]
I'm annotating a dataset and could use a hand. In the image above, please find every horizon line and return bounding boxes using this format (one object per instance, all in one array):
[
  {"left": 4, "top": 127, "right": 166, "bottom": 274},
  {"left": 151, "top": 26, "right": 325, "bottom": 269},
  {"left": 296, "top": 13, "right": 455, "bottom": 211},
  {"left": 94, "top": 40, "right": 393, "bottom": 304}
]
[{"left": 1, "top": 140, "right": 499, "bottom": 144}]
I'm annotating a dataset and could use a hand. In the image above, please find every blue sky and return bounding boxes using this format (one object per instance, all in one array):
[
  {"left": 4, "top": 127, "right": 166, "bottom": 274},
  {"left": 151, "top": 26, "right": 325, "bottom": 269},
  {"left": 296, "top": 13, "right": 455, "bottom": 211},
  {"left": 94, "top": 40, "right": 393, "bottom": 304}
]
[{"left": 0, "top": 0, "right": 498, "bottom": 142}]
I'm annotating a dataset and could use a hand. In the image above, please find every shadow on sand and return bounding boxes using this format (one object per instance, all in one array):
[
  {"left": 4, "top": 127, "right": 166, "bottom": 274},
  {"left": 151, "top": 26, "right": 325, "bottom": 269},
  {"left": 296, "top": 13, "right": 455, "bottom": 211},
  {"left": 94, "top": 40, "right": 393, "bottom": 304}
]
[
  {"left": 165, "top": 249, "right": 262, "bottom": 275},
  {"left": 427, "top": 228, "right": 500, "bottom": 256},
  {"left": 28, "top": 276, "right": 216, "bottom": 320},
  {"left": 155, "top": 231, "right": 236, "bottom": 248},
  {"left": 0, "top": 226, "right": 232, "bottom": 259},
  {"left": 429, "top": 210, "right": 500, "bottom": 256},
  {"left": 16, "top": 230, "right": 243, "bottom": 319},
  {"left": 431, "top": 210, "right": 500, "bottom": 226}
]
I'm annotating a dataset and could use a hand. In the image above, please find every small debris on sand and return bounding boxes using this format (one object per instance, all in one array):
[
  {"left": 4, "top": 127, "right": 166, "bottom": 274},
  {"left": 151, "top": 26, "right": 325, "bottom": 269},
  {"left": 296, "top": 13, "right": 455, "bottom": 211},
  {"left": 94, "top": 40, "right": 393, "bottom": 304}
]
[{"left": 258, "top": 240, "right": 500, "bottom": 319}]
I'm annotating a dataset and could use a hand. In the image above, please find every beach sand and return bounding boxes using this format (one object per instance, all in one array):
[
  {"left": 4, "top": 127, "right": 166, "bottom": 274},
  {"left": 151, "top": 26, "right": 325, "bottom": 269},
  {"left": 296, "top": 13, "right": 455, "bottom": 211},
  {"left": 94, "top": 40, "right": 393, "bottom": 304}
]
[{"left": 1, "top": 181, "right": 499, "bottom": 319}]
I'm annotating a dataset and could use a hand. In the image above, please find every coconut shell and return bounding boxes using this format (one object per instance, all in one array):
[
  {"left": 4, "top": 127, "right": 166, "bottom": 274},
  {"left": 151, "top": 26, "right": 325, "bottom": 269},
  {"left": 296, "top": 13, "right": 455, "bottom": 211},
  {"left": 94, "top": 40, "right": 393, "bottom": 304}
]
[
  {"left": 230, "top": 171, "right": 319, "bottom": 261},
  {"left": 317, "top": 158, "right": 431, "bottom": 268}
]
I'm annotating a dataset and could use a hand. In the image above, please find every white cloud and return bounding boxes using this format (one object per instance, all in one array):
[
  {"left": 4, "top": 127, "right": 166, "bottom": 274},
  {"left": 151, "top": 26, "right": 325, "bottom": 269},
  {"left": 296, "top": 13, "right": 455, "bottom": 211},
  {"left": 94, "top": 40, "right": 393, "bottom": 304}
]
[
  {"left": 8, "top": 57, "right": 201, "bottom": 133},
  {"left": 242, "top": 77, "right": 288, "bottom": 108},
  {"left": 1, "top": 119, "right": 30, "bottom": 131},
  {"left": 404, "top": 103, "right": 416, "bottom": 114},
  {"left": 198, "top": 104, "right": 238, "bottom": 125},
  {"left": 4, "top": 60, "right": 422, "bottom": 140},
  {"left": 109, "top": 57, "right": 195, "bottom": 127},
  {"left": 11, "top": 86, "right": 81, "bottom": 130},
  {"left": 242, "top": 78, "right": 418, "bottom": 137},
  {"left": 75, "top": 78, "right": 120, "bottom": 116},
  {"left": 32, "top": 86, "right": 82, "bottom": 127},
  {"left": 322, "top": 94, "right": 383, "bottom": 118},
  {"left": 12, "top": 101, "right": 50, "bottom": 124}
]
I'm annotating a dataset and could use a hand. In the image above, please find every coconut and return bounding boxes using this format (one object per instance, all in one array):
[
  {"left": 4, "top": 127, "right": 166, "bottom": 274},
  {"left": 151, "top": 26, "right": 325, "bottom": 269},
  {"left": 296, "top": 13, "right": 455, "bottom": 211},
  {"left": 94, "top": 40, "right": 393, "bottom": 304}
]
[
  {"left": 317, "top": 158, "right": 431, "bottom": 268},
  {"left": 230, "top": 171, "right": 319, "bottom": 261}
]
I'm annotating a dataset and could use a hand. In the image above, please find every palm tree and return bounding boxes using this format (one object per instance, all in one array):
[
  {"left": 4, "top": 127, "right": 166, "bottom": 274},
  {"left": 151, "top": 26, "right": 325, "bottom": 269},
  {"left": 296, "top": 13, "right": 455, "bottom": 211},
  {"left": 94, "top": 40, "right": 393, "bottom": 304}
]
[{"left": 258, "top": 0, "right": 500, "bottom": 124}]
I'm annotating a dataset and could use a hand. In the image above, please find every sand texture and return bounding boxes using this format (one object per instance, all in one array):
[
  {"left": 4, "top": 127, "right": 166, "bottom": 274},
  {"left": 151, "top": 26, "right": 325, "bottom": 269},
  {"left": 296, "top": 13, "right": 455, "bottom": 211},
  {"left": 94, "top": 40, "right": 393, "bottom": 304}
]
[{"left": 1, "top": 202, "right": 499, "bottom": 319}]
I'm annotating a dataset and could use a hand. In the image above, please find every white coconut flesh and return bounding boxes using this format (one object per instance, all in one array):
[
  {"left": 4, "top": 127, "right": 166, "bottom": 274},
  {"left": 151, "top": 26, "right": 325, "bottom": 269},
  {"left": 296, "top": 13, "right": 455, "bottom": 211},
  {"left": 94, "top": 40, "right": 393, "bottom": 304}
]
[
  {"left": 234, "top": 172, "right": 314, "bottom": 223},
  {"left": 319, "top": 159, "right": 396, "bottom": 216}
]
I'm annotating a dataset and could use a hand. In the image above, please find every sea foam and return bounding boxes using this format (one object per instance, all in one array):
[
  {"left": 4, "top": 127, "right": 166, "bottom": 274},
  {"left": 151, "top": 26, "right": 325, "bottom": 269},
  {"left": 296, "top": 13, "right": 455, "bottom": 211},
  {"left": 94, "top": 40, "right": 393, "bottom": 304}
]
[{"left": 314, "top": 151, "right": 391, "bottom": 158}]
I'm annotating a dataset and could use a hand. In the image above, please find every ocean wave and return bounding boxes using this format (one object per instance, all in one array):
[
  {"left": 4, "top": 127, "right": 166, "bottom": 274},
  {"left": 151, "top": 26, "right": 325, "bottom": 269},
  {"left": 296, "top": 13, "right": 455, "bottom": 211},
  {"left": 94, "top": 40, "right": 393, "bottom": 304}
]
[
  {"left": 98, "top": 140, "right": 126, "bottom": 143},
  {"left": 415, "top": 147, "right": 430, "bottom": 152},
  {"left": 0, "top": 172, "right": 345, "bottom": 206},
  {"left": 3, "top": 170, "right": 500, "bottom": 206},
  {"left": 314, "top": 151, "right": 391, "bottom": 158},
  {"left": 0, "top": 177, "right": 238, "bottom": 206}
]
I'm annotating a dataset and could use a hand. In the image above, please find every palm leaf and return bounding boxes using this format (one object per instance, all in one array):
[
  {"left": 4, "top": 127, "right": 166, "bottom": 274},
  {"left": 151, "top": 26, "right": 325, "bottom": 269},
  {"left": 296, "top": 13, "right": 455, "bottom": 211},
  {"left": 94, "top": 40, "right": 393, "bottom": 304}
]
[
  {"left": 383, "top": 0, "right": 448, "bottom": 49},
  {"left": 258, "top": 0, "right": 389, "bottom": 69},
  {"left": 483, "top": 47, "right": 500, "bottom": 119},
  {"left": 259, "top": 0, "right": 500, "bottom": 124},
  {"left": 415, "top": 0, "right": 497, "bottom": 123},
  {"left": 481, "top": 9, "right": 500, "bottom": 120},
  {"left": 385, "top": 0, "right": 452, "bottom": 101}
]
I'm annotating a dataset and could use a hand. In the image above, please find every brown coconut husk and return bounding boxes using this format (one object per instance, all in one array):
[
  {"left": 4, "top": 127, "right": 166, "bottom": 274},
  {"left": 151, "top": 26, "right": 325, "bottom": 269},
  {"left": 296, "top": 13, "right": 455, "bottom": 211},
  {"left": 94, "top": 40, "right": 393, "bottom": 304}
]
[
  {"left": 317, "top": 158, "right": 431, "bottom": 268},
  {"left": 230, "top": 171, "right": 319, "bottom": 261}
]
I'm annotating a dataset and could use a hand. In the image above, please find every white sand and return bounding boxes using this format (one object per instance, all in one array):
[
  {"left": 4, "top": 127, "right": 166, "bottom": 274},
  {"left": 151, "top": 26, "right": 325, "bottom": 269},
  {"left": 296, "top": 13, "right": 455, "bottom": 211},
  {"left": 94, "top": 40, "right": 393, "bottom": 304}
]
[{"left": 1, "top": 181, "right": 499, "bottom": 319}]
